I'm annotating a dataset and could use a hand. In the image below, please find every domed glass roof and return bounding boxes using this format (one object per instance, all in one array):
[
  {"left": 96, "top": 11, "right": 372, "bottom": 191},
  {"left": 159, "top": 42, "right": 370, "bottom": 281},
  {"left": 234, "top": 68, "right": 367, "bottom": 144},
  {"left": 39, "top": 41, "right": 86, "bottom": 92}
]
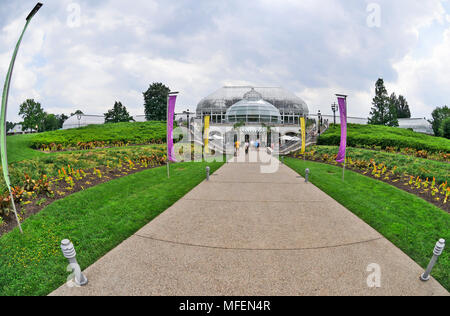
[
  {"left": 225, "top": 90, "right": 281, "bottom": 123},
  {"left": 197, "top": 86, "right": 309, "bottom": 115}
]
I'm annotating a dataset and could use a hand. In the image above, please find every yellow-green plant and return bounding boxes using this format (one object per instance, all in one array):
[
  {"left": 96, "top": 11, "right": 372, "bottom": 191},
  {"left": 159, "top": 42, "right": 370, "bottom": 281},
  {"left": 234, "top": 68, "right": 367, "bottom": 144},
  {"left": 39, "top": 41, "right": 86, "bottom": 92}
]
[
  {"left": 444, "top": 188, "right": 450, "bottom": 204},
  {"left": 93, "top": 168, "right": 102, "bottom": 179}
]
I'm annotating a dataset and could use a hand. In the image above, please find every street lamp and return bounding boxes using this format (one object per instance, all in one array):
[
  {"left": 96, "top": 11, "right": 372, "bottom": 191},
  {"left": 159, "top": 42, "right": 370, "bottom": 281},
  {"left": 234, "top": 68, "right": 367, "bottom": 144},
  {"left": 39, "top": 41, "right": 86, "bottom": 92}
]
[
  {"left": 77, "top": 114, "right": 82, "bottom": 128},
  {"left": 317, "top": 110, "right": 322, "bottom": 135},
  {"left": 186, "top": 109, "right": 190, "bottom": 142},
  {"left": 331, "top": 102, "right": 338, "bottom": 125},
  {"left": 0, "top": 3, "right": 43, "bottom": 234}
]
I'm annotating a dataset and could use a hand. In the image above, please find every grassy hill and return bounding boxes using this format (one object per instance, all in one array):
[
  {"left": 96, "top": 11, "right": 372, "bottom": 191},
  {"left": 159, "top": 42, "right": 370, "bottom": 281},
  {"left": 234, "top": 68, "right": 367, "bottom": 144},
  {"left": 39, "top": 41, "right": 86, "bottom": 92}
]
[
  {"left": 318, "top": 124, "right": 450, "bottom": 154},
  {"left": 6, "top": 134, "right": 47, "bottom": 163},
  {"left": 28, "top": 121, "right": 167, "bottom": 150}
]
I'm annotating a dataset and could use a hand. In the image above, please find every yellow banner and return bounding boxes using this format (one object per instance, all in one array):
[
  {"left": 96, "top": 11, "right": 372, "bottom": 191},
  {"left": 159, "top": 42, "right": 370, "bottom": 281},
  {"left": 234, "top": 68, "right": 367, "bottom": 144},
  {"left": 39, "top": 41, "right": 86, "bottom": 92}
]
[
  {"left": 204, "top": 116, "right": 210, "bottom": 154},
  {"left": 300, "top": 117, "right": 306, "bottom": 154}
]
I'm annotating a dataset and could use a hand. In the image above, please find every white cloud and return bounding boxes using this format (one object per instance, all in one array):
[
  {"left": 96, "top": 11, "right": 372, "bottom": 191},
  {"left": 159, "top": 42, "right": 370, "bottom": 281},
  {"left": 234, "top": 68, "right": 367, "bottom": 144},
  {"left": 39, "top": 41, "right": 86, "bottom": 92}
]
[
  {"left": 389, "top": 27, "right": 450, "bottom": 118},
  {"left": 0, "top": 0, "right": 449, "bottom": 123}
]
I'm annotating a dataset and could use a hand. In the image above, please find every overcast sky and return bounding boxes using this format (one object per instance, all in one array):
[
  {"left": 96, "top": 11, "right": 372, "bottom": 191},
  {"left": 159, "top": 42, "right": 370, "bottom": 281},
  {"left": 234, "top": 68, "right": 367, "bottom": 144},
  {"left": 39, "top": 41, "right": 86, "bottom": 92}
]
[{"left": 1, "top": 0, "right": 450, "bottom": 122}]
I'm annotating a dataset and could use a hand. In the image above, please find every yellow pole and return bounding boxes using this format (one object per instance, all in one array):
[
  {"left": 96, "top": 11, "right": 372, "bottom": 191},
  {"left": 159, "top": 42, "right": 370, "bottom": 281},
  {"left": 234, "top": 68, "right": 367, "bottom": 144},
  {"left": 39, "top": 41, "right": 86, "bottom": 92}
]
[
  {"left": 204, "top": 115, "right": 210, "bottom": 155},
  {"left": 300, "top": 116, "right": 306, "bottom": 155}
]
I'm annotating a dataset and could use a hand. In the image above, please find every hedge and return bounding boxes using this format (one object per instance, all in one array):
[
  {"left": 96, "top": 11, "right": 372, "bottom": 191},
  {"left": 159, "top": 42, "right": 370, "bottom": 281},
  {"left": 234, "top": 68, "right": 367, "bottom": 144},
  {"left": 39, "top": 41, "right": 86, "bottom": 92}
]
[{"left": 318, "top": 124, "right": 450, "bottom": 154}]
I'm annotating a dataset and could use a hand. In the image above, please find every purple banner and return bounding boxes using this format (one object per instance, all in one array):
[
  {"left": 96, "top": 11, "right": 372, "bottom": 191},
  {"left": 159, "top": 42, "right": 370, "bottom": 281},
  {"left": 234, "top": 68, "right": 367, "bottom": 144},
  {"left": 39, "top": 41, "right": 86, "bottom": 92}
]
[
  {"left": 167, "top": 95, "right": 177, "bottom": 162},
  {"left": 336, "top": 96, "right": 347, "bottom": 163}
]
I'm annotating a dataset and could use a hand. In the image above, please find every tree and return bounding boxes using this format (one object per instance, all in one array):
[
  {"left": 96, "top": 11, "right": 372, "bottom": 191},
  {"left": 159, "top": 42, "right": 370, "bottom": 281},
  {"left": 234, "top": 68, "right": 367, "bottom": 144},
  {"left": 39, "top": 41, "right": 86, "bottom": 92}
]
[
  {"left": 428, "top": 106, "right": 450, "bottom": 136},
  {"left": 389, "top": 92, "right": 400, "bottom": 117},
  {"left": 397, "top": 95, "right": 411, "bottom": 118},
  {"left": 442, "top": 117, "right": 450, "bottom": 139},
  {"left": 70, "top": 110, "right": 84, "bottom": 116},
  {"left": 104, "top": 101, "right": 134, "bottom": 123},
  {"left": 368, "top": 79, "right": 398, "bottom": 127},
  {"left": 43, "top": 113, "right": 60, "bottom": 131},
  {"left": 143, "top": 82, "right": 170, "bottom": 121},
  {"left": 18, "top": 99, "right": 45, "bottom": 132},
  {"left": 56, "top": 114, "right": 68, "bottom": 129},
  {"left": 6, "top": 121, "right": 16, "bottom": 132}
]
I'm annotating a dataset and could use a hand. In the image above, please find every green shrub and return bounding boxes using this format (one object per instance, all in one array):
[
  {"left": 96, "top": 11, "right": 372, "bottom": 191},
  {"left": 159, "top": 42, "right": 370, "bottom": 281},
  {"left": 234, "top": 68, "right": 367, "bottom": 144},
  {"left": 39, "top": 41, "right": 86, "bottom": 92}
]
[
  {"left": 29, "top": 121, "right": 167, "bottom": 149},
  {"left": 318, "top": 124, "right": 450, "bottom": 153}
]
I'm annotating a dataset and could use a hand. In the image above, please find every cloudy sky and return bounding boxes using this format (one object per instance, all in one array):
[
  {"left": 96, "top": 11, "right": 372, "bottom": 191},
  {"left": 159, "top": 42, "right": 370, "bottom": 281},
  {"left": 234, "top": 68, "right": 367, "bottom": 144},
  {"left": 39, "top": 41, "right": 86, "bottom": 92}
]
[{"left": 1, "top": 0, "right": 450, "bottom": 122}]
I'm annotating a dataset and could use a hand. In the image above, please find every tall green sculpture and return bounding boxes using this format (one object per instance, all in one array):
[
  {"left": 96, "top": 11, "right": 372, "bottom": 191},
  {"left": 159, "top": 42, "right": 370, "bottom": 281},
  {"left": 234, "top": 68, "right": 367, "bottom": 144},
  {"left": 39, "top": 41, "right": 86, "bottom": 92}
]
[{"left": 1, "top": 3, "right": 43, "bottom": 233}]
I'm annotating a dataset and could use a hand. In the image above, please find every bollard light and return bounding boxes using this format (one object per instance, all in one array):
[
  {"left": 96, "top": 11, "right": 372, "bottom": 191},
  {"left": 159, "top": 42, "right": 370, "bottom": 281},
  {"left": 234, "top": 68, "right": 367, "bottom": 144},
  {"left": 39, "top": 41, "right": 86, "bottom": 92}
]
[
  {"left": 305, "top": 168, "right": 310, "bottom": 183},
  {"left": 206, "top": 166, "right": 210, "bottom": 181},
  {"left": 61, "top": 239, "right": 88, "bottom": 286},
  {"left": 420, "top": 239, "right": 445, "bottom": 281}
]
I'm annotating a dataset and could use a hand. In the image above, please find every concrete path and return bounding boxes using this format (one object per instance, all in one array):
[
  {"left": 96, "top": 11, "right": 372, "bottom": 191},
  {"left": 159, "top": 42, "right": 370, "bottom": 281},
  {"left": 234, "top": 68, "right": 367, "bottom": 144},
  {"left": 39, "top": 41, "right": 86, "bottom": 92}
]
[{"left": 51, "top": 149, "right": 448, "bottom": 296}]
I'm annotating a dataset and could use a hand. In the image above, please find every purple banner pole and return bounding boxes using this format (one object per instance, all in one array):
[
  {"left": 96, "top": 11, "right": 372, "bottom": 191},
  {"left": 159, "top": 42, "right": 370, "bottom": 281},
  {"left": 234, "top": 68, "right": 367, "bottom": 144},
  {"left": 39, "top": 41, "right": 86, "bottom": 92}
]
[
  {"left": 335, "top": 95, "right": 347, "bottom": 164},
  {"left": 166, "top": 93, "right": 178, "bottom": 179},
  {"left": 167, "top": 95, "right": 177, "bottom": 164}
]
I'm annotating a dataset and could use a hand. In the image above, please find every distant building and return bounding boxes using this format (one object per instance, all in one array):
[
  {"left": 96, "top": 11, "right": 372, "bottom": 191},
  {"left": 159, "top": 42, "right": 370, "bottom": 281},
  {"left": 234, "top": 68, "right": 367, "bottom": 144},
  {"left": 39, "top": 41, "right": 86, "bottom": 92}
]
[
  {"left": 312, "top": 114, "right": 433, "bottom": 135},
  {"left": 62, "top": 113, "right": 189, "bottom": 129},
  {"left": 62, "top": 114, "right": 105, "bottom": 129},
  {"left": 398, "top": 118, "right": 433, "bottom": 135},
  {"left": 7, "top": 124, "right": 36, "bottom": 135}
]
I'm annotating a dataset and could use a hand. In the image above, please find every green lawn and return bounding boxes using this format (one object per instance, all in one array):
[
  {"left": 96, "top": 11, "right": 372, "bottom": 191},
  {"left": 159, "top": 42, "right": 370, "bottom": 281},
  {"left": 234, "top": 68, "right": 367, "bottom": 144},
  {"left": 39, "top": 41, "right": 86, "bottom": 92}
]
[
  {"left": 284, "top": 157, "right": 450, "bottom": 290},
  {"left": 0, "top": 161, "right": 223, "bottom": 296},
  {"left": 6, "top": 134, "right": 46, "bottom": 163}
]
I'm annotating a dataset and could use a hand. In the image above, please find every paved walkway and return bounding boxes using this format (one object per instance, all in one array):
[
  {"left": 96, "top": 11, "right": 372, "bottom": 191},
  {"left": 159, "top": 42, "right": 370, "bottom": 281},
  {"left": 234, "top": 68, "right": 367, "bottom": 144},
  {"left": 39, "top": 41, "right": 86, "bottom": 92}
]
[{"left": 51, "top": 149, "right": 448, "bottom": 296}]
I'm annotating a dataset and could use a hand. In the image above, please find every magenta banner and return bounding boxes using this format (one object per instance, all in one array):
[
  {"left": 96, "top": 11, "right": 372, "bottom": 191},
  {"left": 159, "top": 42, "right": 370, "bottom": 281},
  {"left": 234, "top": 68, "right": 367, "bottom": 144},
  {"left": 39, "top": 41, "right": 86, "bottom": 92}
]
[
  {"left": 167, "top": 95, "right": 177, "bottom": 162},
  {"left": 336, "top": 96, "right": 347, "bottom": 163}
]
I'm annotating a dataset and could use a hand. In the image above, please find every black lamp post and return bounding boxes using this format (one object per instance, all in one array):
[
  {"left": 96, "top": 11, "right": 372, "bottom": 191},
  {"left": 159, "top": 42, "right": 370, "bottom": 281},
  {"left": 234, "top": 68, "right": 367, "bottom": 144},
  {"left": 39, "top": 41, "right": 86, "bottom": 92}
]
[
  {"left": 317, "top": 110, "right": 321, "bottom": 135},
  {"left": 186, "top": 109, "right": 190, "bottom": 142},
  {"left": 331, "top": 102, "right": 337, "bottom": 125}
]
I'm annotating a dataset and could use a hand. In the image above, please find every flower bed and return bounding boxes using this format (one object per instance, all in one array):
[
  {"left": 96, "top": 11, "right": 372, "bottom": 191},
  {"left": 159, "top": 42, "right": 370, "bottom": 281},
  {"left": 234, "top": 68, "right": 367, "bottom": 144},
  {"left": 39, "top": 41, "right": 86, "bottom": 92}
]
[
  {"left": 38, "top": 139, "right": 166, "bottom": 152},
  {"left": 291, "top": 150, "right": 449, "bottom": 212},
  {"left": 0, "top": 152, "right": 166, "bottom": 235},
  {"left": 349, "top": 145, "right": 449, "bottom": 162},
  {"left": 305, "top": 146, "right": 449, "bottom": 184}
]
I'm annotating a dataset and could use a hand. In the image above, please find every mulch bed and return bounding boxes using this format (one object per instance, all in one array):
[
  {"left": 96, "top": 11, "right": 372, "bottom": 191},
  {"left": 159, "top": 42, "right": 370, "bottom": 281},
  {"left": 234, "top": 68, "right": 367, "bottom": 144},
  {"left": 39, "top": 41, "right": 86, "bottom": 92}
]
[
  {"left": 0, "top": 163, "right": 165, "bottom": 237},
  {"left": 292, "top": 157, "right": 449, "bottom": 214}
]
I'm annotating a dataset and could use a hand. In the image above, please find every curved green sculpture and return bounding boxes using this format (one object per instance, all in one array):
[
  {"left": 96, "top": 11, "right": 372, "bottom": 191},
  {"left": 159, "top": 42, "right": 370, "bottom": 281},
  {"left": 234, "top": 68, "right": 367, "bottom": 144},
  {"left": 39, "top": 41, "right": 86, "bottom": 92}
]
[{"left": 1, "top": 3, "right": 43, "bottom": 233}]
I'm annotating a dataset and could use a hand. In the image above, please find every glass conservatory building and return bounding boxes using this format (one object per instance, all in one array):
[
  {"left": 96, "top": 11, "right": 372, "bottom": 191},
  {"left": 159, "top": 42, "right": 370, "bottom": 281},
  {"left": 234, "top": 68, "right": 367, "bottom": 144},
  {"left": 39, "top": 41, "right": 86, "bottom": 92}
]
[
  {"left": 196, "top": 86, "right": 309, "bottom": 125},
  {"left": 225, "top": 89, "right": 282, "bottom": 123}
]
